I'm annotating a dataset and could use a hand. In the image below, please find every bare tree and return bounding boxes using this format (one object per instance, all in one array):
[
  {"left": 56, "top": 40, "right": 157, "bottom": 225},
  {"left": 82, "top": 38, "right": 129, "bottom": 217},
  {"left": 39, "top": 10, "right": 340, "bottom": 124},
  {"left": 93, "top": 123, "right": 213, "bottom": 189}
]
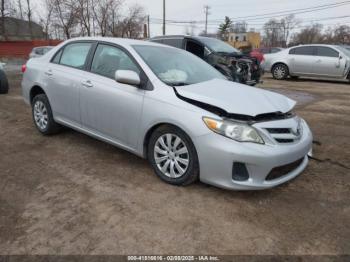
[
  {"left": 51, "top": 0, "right": 78, "bottom": 39},
  {"left": 263, "top": 19, "right": 283, "bottom": 47},
  {"left": 39, "top": 0, "right": 54, "bottom": 39},
  {"left": 24, "top": 0, "right": 33, "bottom": 38},
  {"left": 333, "top": 25, "right": 350, "bottom": 45},
  {"left": 113, "top": 4, "right": 146, "bottom": 38},
  {"left": 0, "top": 0, "right": 5, "bottom": 38},
  {"left": 280, "top": 15, "right": 300, "bottom": 47},
  {"left": 92, "top": 0, "right": 121, "bottom": 36},
  {"left": 290, "top": 24, "right": 324, "bottom": 45},
  {"left": 17, "top": 0, "right": 24, "bottom": 19},
  {"left": 76, "top": 0, "right": 92, "bottom": 36}
]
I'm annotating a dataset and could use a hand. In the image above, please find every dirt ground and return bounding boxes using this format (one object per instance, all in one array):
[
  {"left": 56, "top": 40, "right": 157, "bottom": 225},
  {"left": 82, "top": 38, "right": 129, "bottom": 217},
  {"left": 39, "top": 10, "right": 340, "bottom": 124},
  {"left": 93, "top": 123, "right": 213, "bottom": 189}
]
[{"left": 0, "top": 67, "right": 349, "bottom": 255}]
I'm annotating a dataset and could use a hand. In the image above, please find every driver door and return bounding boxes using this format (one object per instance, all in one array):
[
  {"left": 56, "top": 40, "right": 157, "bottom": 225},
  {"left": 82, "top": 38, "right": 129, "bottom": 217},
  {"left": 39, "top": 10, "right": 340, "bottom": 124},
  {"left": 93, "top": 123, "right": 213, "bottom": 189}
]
[{"left": 80, "top": 43, "right": 145, "bottom": 150}]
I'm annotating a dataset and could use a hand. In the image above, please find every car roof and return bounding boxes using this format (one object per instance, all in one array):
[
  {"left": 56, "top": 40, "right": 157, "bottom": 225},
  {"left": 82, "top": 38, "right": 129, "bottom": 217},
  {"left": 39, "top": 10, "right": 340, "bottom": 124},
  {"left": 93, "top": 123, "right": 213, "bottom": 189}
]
[
  {"left": 289, "top": 44, "right": 339, "bottom": 48},
  {"left": 65, "top": 37, "right": 163, "bottom": 48},
  {"left": 33, "top": 46, "right": 53, "bottom": 49}
]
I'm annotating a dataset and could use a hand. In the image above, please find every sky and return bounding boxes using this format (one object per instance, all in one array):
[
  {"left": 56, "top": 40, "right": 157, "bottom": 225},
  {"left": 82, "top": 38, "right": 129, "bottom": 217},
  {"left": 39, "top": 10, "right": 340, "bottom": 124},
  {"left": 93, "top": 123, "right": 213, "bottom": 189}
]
[
  {"left": 33, "top": 0, "right": 350, "bottom": 37},
  {"left": 128, "top": 0, "right": 350, "bottom": 37}
]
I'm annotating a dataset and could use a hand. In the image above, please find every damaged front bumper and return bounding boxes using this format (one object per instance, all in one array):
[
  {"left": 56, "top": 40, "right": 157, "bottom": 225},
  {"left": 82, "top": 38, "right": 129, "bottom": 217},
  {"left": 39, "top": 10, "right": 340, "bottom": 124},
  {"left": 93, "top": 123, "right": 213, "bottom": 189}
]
[{"left": 192, "top": 118, "right": 313, "bottom": 190}]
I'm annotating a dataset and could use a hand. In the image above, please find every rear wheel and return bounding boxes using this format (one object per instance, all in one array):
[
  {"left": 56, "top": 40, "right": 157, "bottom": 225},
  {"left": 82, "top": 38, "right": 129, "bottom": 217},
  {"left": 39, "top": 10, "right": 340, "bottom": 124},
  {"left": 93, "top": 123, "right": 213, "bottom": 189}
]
[
  {"left": 272, "top": 64, "right": 289, "bottom": 80},
  {"left": 32, "top": 94, "right": 61, "bottom": 135},
  {"left": 148, "top": 125, "right": 199, "bottom": 186}
]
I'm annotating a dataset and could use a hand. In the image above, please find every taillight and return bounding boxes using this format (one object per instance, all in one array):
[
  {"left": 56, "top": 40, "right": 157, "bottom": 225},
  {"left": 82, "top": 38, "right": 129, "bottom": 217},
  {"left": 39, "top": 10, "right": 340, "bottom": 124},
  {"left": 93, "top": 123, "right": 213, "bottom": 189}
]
[{"left": 21, "top": 64, "right": 26, "bottom": 73}]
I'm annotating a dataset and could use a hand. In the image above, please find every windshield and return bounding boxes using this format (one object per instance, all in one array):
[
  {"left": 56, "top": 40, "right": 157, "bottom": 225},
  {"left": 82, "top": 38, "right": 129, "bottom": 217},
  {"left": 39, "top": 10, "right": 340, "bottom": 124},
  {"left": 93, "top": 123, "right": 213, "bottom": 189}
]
[
  {"left": 133, "top": 45, "right": 226, "bottom": 86},
  {"left": 197, "top": 37, "right": 240, "bottom": 54}
]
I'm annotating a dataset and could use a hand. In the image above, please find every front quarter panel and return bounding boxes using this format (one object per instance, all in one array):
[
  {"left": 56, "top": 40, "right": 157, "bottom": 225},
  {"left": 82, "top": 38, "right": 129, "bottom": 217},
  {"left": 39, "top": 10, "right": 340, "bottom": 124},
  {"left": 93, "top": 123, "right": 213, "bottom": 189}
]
[{"left": 137, "top": 81, "right": 215, "bottom": 156}]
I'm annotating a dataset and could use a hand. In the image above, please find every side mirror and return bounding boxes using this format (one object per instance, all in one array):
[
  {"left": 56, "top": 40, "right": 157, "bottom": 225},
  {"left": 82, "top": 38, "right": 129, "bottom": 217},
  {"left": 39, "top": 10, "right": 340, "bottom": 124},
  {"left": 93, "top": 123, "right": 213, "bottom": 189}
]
[
  {"left": 115, "top": 70, "right": 140, "bottom": 86},
  {"left": 339, "top": 55, "right": 343, "bottom": 59}
]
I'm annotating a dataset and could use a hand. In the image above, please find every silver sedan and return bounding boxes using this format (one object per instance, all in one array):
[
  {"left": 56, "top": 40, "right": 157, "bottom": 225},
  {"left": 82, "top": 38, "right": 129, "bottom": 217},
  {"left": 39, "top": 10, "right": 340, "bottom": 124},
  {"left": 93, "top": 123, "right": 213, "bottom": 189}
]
[
  {"left": 263, "top": 44, "right": 350, "bottom": 82},
  {"left": 22, "top": 37, "right": 313, "bottom": 190}
]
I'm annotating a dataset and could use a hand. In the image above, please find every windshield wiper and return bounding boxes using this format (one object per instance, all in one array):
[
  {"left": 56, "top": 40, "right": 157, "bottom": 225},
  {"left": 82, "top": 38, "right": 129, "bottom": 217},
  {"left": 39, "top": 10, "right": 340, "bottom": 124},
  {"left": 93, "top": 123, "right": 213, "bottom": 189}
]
[{"left": 167, "top": 82, "right": 191, "bottom": 87}]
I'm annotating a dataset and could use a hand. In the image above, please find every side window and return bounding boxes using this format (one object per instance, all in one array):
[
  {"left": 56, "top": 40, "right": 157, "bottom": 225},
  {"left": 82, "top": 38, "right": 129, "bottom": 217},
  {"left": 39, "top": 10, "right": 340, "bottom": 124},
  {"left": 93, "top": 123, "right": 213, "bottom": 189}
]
[
  {"left": 151, "top": 39, "right": 163, "bottom": 44},
  {"left": 91, "top": 44, "right": 140, "bottom": 79},
  {"left": 52, "top": 49, "right": 63, "bottom": 64},
  {"left": 271, "top": 48, "right": 281, "bottom": 53},
  {"left": 290, "top": 46, "right": 315, "bottom": 56},
  {"left": 316, "top": 47, "right": 339, "bottom": 58},
  {"left": 163, "top": 38, "right": 183, "bottom": 49},
  {"left": 59, "top": 42, "right": 92, "bottom": 69},
  {"left": 35, "top": 48, "right": 44, "bottom": 55},
  {"left": 185, "top": 40, "right": 205, "bottom": 58}
]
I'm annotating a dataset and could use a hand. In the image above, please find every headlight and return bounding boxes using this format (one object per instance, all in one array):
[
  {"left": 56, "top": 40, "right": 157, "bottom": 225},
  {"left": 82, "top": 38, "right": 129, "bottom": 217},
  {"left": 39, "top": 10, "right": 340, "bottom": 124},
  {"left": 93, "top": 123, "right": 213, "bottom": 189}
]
[{"left": 203, "top": 117, "right": 264, "bottom": 144}]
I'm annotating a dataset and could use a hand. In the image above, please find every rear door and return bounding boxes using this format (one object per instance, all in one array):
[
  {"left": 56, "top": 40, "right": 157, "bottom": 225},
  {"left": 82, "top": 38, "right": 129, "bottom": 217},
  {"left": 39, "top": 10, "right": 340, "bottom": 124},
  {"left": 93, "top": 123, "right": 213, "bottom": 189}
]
[
  {"left": 288, "top": 46, "right": 316, "bottom": 75},
  {"left": 313, "top": 46, "right": 345, "bottom": 77},
  {"left": 45, "top": 42, "right": 94, "bottom": 126}
]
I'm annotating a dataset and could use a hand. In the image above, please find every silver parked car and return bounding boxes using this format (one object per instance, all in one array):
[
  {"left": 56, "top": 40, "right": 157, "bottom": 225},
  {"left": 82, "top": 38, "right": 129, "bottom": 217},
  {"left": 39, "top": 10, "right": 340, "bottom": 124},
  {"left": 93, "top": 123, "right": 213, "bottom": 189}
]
[
  {"left": 263, "top": 44, "right": 350, "bottom": 82},
  {"left": 22, "top": 37, "right": 313, "bottom": 190},
  {"left": 29, "top": 46, "right": 54, "bottom": 59}
]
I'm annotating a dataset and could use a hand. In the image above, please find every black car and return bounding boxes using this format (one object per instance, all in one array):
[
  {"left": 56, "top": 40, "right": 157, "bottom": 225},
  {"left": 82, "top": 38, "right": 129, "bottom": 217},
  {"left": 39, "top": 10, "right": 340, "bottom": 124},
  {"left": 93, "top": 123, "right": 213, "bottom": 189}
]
[
  {"left": 150, "top": 35, "right": 262, "bottom": 86},
  {"left": 0, "top": 68, "right": 9, "bottom": 94}
]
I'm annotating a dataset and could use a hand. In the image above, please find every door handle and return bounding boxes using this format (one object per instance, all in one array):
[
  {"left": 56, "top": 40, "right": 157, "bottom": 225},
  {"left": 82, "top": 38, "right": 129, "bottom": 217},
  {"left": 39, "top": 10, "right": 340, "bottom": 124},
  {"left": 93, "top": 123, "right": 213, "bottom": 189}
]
[
  {"left": 82, "top": 80, "right": 93, "bottom": 88},
  {"left": 316, "top": 59, "right": 322, "bottom": 63},
  {"left": 45, "top": 69, "right": 53, "bottom": 76}
]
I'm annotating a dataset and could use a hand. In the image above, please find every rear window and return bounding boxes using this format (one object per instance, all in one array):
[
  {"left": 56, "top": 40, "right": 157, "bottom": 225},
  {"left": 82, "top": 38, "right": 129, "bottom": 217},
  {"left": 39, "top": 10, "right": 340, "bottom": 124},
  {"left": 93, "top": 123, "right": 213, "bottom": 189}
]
[
  {"left": 315, "top": 47, "right": 339, "bottom": 57},
  {"left": 59, "top": 43, "right": 92, "bottom": 69},
  {"left": 162, "top": 38, "right": 183, "bottom": 48},
  {"left": 289, "top": 46, "right": 315, "bottom": 56}
]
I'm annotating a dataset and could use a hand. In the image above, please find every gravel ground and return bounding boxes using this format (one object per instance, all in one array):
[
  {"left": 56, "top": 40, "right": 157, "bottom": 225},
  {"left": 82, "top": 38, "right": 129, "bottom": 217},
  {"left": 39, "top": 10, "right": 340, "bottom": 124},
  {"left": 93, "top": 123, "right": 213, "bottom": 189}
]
[{"left": 0, "top": 69, "right": 349, "bottom": 255}]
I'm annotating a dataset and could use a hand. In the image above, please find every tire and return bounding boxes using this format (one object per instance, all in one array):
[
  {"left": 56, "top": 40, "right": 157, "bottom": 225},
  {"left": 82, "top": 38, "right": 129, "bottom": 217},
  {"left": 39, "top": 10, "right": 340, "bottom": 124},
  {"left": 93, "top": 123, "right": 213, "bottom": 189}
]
[
  {"left": 148, "top": 125, "right": 199, "bottom": 186},
  {"left": 32, "top": 94, "right": 61, "bottom": 135},
  {"left": 272, "top": 64, "right": 289, "bottom": 80},
  {"left": 0, "top": 69, "right": 9, "bottom": 94}
]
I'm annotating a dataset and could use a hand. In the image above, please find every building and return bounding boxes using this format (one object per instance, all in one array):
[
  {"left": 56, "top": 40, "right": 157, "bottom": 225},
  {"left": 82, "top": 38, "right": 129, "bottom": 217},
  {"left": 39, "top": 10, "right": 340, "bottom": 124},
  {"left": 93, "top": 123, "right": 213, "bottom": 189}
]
[
  {"left": 226, "top": 31, "right": 261, "bottom": 51},
  {"left": 0, "top": 17, "right": 46, "bottom": 41}
]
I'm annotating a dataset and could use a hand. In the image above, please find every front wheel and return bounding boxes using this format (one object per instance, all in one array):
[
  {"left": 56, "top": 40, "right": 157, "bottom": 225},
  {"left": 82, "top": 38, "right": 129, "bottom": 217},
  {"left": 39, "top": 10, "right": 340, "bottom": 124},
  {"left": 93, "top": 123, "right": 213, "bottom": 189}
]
[
  {"left": 272, "top": 64, "right": 289, "bottom": 80},
  {"left": 148, "top": 125, "right": 199, "bottom": 186}
]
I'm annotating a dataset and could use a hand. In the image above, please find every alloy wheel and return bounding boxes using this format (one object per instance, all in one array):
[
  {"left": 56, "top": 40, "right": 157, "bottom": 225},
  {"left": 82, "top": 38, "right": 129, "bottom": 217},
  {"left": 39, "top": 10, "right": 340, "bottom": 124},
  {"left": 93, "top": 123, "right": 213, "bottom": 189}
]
[
  {"left": 154, "top": 133, "right": 189, "bottom": 178},
  {"left": 274, "top": 65, "right": 287, "bottom": 79},
  {"left": 33, "top": 100, "right": 48, "bottom": 130}
]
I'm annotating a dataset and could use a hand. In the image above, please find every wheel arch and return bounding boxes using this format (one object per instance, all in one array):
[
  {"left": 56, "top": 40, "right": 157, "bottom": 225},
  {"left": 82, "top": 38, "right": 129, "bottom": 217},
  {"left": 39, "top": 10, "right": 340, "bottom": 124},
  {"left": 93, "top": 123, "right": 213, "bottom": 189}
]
[
  {"left": 142, "top": 122, "right": 193, "bottom": 159},
  {"left": 29, "top": 85, "right": 46, "bottom": 105},
  {"left": 271, "top": 62, "right": 289, "bottom": 74}
]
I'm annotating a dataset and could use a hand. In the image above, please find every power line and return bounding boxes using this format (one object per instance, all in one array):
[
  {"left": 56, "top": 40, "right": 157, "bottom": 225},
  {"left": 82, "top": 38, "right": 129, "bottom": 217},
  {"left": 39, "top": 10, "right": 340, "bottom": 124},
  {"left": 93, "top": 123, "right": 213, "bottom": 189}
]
[
  {"left": 208, "top": 1, "right": 350, "bottom": 22},
  {"left": 150, "top": 1, "right": 350, "bottom": 24}
]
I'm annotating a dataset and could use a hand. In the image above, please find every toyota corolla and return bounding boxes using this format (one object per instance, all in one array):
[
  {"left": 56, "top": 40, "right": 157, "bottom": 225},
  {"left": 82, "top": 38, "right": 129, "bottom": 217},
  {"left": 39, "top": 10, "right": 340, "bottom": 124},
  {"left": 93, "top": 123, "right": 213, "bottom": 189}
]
[{"left": 22, "top": 37, "right": 313, "bottom": 190}]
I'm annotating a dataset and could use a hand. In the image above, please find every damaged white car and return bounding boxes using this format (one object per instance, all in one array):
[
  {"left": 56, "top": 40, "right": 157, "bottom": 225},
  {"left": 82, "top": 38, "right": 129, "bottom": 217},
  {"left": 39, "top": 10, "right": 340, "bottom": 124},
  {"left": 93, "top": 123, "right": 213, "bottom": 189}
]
[{"left": 22, "top": 38, "right": 313, "bottom": 190}]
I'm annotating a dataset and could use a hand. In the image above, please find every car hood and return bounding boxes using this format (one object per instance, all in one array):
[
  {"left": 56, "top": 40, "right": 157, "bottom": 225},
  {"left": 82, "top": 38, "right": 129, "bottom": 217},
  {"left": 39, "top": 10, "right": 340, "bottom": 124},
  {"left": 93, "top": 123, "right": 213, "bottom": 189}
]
[{"left": 175, "top": 79, "right": 296, "bottom": 117}]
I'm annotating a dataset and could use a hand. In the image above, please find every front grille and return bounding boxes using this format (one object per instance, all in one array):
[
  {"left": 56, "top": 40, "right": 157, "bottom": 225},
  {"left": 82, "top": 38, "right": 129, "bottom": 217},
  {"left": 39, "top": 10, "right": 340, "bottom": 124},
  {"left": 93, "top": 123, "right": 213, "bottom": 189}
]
[
  {"left": 266, "top": 158, "right": 304, "bottom": 181},
  {"left": 266, "top": 128, "right": 290, "bottom": 134},
  {"left": 275, "top": 138, "right": 294, "bottom": 143},
  {"left": 265, "top": 126, "right": 301, "bottom": 144}
]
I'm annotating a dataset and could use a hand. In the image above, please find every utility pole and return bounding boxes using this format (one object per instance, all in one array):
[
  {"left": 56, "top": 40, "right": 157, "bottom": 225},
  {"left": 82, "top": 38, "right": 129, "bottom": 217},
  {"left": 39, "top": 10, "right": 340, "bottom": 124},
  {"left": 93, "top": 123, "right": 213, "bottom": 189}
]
[
  {"left": 204, "top": 5, "right": 211, "bottom": 36},
  {"left": 147, "top": 15, "right": 150, "bottom": 38},
  {"left": 163, "top": 0, "right": 166, "bottom": 35}
]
